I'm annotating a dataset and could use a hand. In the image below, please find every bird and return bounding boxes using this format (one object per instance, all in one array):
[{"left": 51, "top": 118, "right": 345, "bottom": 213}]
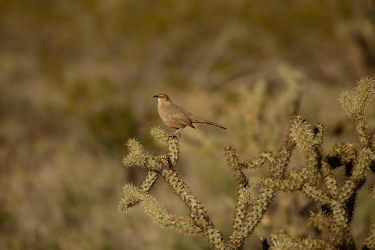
[{"left": 153, "top": 93, "right": 226, "bottom": 136}]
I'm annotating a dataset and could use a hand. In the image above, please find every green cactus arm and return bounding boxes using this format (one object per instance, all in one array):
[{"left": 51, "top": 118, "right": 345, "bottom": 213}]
[
  {"left": 270, "top": 231, "right": 336, "bottom": 250},
  {"left": 309, "top": 211, "right": 332, "bottom": 231},
  {"left": 339, "top": 78, "right": 374, "bottom": 148},
  {"left": 123, "top": 138, "right": 162, "bottom": 171},
  {"left": 291, "top": 116, "right": 321, "bottom": 184},
  {"left": 159, "top": 158, "right": 226, "bottom": 249},
  {"left": 329, "top": 200, "right": 355, "bottom": 248},
  {"left": 121, "top": 184, "right": 203, "bottom": 236},
  {"left": 224, "top": 146, "right": 248, "bottom": 186},
  {"left": 150, "top": 127, "right": 180, "bottom": 166},
  {"left": 302, "top": 184, "right": 331, "bottom": 204},
  {"left": 150, "top": 126, "right": 169, "bottom": 145},
  {"left": 229, "top": 186, "right": 276, "bottom": 249},
  {"left": 118, "top": 170, "right": 159, "bottom": 211},
  {"left": 243, "top": 151, "right": 275, "bottom": 170},
  {"left": 269, "top": 123, "right": 297, "bottom": 179},
  {"left": 364, "top": 217, "right": 375, "bottom": 249}
]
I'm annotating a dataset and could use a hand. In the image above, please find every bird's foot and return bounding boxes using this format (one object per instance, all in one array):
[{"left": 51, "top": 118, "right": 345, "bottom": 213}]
[{"left": 168, "top": 132, "right": 181, "bottom": 138}]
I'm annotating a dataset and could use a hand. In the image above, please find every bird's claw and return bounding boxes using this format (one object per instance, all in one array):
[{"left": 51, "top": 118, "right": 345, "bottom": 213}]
[{"left": 168, "top": 132, "right": 181, "bottom": 138}]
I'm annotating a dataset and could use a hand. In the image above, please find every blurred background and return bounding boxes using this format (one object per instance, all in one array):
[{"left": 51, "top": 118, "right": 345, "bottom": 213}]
[{"left": 1, "top": 0, "right": 375, "bottom": 249}]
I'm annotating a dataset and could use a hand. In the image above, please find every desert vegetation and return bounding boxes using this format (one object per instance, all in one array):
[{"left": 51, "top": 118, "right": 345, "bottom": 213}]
[{"left": 121, "top": 79, "right": 375, "bottom": 249}]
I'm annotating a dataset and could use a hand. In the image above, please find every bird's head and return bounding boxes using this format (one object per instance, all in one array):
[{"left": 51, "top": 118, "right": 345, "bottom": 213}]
[{"left": 153, "top": 93, "right": 171, "bottom": 103}]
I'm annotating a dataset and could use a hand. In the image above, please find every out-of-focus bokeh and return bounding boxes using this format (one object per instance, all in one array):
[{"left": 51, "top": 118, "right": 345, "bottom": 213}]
[{"left": 1, "top": 1, "right": 375, "bottom": 249}]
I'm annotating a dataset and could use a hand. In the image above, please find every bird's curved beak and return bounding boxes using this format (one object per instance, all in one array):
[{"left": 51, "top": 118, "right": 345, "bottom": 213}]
[{"left": 153, "top": 95, "right": 159, "bottom": 98}]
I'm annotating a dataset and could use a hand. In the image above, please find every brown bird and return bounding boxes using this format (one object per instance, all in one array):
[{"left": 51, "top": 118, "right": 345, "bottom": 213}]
[{"left": 153, "top": 93, "right": 226, "bottom": 136}]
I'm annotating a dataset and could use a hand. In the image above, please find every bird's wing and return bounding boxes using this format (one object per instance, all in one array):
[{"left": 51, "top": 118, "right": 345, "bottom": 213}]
[
  {"left": 166, "top": 103, "right": 195, "bottom": 128},
  {"left": 183, "top": 108, "right": 203, "bottom": 123}
]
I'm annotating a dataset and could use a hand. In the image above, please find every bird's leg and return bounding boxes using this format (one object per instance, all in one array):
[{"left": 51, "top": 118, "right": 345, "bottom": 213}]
[{"left": 169, "top": 128, "right": 182, "bottom": 138}]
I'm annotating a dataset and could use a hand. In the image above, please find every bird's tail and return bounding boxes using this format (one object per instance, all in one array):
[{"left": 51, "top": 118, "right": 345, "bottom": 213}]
[
  {"left": 187, "top": 112, "right": 226, "bottom": 129},
  {"left": 201, "top": 119, "right": 226, "bottom": 129}
]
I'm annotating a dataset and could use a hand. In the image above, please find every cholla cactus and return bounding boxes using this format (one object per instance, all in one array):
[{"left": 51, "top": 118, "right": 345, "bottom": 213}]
[{"left": 119, "top": 78, "right": 375, "bottom": 250}]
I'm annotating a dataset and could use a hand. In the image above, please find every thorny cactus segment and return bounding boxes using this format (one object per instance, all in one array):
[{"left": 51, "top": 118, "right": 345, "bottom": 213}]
[
  {"left": 339, "top": 91, "right": 356, "bottom": 117},
  {"left": 313, "top": 123, "right": 324, "bottom": 148},
  {"left": 309, "top": 211, "right": 332, "bottom": 231},
  {"left": 353, "top": 78, "right": 374, "bottom": 114},
  {"left": 355, "top": 114, "right": 370, "bottom": 148},
  {"left": 326, "top": 142, "right": 357, "bottom": 168},
  {"left": 123, "top": 138, "right": 161, "bottom": 170},
  {"left": 339, "top": 78, "right": 374, "bottom": 147},
  {"left": 118, "top": 170, "right": 159, "bottom": 211},
  {"left": 263, "top": 174, "right": 303, "bottom": 192},
  {"left": 270, "top": 128, "right": 296, "bottom": 179},
  {"left": 168, "top": 136, "right": 180, "bottom": 166},
  {"left": 123, "top": 184, "right": 203, "bottom": 236},
  {"left": 120, "top": 78, "right": 375, "bottom": 250},
  {"left": 229, "top": 184, "right": 257, "bottom": 249},
  {"left": 322, "top": 172, "right": 339, "bottom": 198},
  {"left": 160, "top": 167, "right": 226, "bottom": 249},
  {"left": 229, "top": 186, "right": 275, "bottom": 250},
  {"left": 291, "top": 115, "right": 314, "bottom": 152},
  {"left": 118, "top": 193, "right": 139, "bottom": 212},
  {"left": 330, "top": 200, "right": 354, "bottom": 248},
  {"left": 224, "top": 146, "right": 247, "bottom": 186},
  {"left": 242, "top": 187, "right": 275, "bottom": 237},
  {"left": 140, "top": 170, "right": 159, "bottom": 192},
  {"left": 150, "top": 126, "right": 169, "bottom": 145},
  {"left": 291, "top": 117, "right": 323, "bottom": 184},
  {"left": 270, "top": 232, "right": 336, "bottom": 250},
  {"left": 339, "top": 77, "right": 374, "bottom": 117},
  {"left": 351, "top": 148, "right": 373, "bottom": 180},
  {"left": 224, "top": 146, "right": 240, "bottom": 170},
  {"left": 233, "top": 187, "right": 254, "bottom": 229},
  {"left": 364, "top": 218, "right": 375, "bottom": 249},
  {"left": 243, "top": 151, "right": 274, "bottom": 170},
  {"left": 337, "top": 180, "right": 356, "bottom": 204},
  {"left": 302, "top": 184, "right": 331, "bottom": 205}
]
